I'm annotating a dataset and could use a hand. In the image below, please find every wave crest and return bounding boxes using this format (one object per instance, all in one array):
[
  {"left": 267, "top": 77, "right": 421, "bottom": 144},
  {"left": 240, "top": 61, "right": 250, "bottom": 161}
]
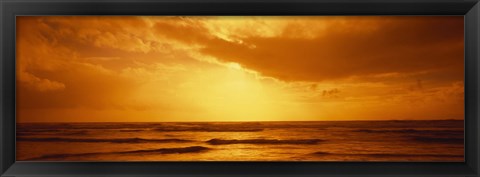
[
  {"left": 17, "top": 137, "right": 193, "bottom": 143},
  {"left": 206, "top": 138, "right": 323, "bottom": 145},
  {"left": 26, "top": 146, "right": 210, "bottom": 160},
  {"left": 154, "top": 127, "right": 263, "bottom": 132},
  {"left": 409, "top": 136, "right": 464, "bottom": 144},
  {"left": 354, "top": 129, "right": 463, "bottom": 134}
]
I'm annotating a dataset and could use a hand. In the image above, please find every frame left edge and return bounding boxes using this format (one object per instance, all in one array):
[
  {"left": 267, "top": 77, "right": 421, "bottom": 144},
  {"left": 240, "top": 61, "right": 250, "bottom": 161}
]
[{"left": 1, "top": 0, "right": 16, "bottom": 176}]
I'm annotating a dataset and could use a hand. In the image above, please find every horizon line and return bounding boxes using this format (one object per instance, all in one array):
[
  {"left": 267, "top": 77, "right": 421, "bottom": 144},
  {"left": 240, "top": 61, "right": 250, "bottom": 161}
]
[{"left": 17, "top": 118, "right": 464, "bottom": 123}]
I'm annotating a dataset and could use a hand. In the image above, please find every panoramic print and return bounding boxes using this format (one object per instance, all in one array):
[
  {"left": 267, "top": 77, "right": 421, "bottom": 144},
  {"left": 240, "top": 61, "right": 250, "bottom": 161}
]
[{"left": 16, "top": 16, "right": 464, "bottom": 161}]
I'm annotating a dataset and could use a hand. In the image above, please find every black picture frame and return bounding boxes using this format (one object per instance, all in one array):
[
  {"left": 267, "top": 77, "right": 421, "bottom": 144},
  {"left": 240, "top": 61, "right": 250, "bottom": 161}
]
[{"left": 1, "top": 0, "right": 479, "bottom": 176}]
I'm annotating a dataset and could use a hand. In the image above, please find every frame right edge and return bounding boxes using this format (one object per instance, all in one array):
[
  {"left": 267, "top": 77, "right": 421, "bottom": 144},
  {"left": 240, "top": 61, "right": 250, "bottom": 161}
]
[
  {"left": 465, "top": 1, "right": 480, "bottom": 176},
  {"left": 0, "top": 0, "right": 5, "bottom": 175}
]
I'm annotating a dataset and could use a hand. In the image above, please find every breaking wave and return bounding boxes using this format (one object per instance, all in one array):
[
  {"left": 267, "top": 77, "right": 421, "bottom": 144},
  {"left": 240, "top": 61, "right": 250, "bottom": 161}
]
[
  {"left": 17, "top": 137, "right": 193, "bottom": 143},
  {"left": 312, "top": 151, "right": 463, "bottom": 158},
  {"left": 26, "top": 146, "right": 211, "bottom": 160},
  {"left": 206, "top": 138, "right": 323, "bottom": 145},
  {"left": 353, "top": 129, "right": 463, "bottom": 134},
  {"left": 154, "top": 127, "right": 264, "bottom": 132},
  {"left": 409, "top": 136, "right": 464, "bottom": 144}
]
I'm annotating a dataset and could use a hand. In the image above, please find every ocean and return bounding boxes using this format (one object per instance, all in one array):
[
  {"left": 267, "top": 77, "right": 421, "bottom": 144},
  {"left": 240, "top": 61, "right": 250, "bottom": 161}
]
[{"left": 16, "top": 120, "right": 464, "bottom": 161}]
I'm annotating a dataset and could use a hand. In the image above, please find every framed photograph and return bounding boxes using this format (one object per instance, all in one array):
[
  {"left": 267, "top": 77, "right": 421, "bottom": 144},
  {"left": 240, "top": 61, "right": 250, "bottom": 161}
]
[{"left": 1, "top": 0, "right": 479, "bottom": 176}]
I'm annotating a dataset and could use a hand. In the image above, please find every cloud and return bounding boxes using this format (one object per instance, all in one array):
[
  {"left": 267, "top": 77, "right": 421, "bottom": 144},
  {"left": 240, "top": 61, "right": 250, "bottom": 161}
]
[
  {"left": 322, "top": 88, "right": 340, "bottom": 97},
  {"left": 199, "top": 17, "right": 463, "bottom": 83},
  {"left": 21, "top": 16, "right": 464, "bottom": 85},
  {"left": 143, "top": 16, "right": 464, "bottom": 84},
  {"left": 16, "top": 17, "right": 145, "bottom": 111},
  {"left": 18, "top": 71, "right": 66, "bottom": 92}
]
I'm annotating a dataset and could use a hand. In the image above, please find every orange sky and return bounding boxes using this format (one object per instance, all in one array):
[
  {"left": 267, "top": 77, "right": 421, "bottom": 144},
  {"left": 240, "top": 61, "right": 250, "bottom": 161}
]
[{"left": 16, "top": 16, "right": 464, "bottom": 122}]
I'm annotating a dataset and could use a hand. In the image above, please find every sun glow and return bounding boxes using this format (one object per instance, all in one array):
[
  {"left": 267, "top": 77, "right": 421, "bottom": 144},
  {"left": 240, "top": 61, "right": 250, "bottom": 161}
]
[{"left": 155, "top": 62, "right": 304, "bottom": 122}]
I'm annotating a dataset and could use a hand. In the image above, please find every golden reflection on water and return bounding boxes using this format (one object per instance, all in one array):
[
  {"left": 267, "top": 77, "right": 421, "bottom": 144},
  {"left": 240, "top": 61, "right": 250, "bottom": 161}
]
[{"left": 16, "top": 121, "right": 465, "bottom": 161}]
